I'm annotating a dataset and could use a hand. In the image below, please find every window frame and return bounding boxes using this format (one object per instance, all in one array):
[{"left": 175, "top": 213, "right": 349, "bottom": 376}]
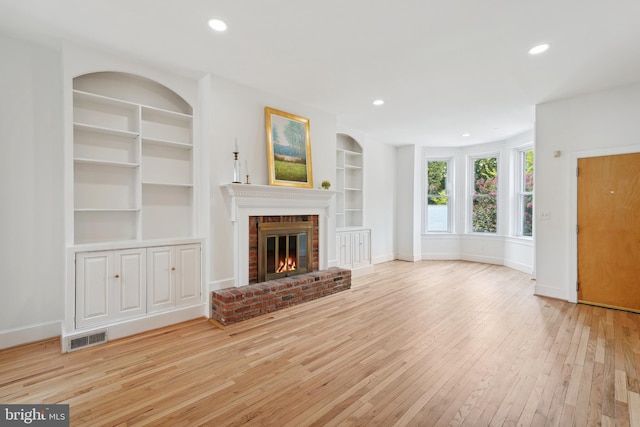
[
  {"left": 425, "top": 157, "right": 453, "bottom": 233},
  {"left": 516, "top": 147, "right": 534, "bottom": 238},
  {"left": 468, "top": 153, "right": 500, "bottom": 234}
]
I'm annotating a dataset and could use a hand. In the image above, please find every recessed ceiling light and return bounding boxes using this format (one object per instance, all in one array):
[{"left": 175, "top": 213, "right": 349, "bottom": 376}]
[
  {"left": 462, "top": 133, "right": 471, "bottom": 137},
  {"left": 529, "top": 43, "right": 550, "bottom": 55},
  {"left": 208, "top": 19, "right": 228, "bottom": 32},
  {"left": 373, "top": 99, "right": 384, "bottom": 106}
]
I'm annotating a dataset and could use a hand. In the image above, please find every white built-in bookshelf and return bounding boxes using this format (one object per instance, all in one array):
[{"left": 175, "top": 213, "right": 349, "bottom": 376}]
[
  {"left": 336, "top": 134, "right": 363, "bottom": 228},
  {"left": 72, "top": 72, "right": 194, "bottom": 244}
]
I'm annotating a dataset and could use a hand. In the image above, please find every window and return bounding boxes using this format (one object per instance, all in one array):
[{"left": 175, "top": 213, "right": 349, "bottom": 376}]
[
  {"left": 426, "top": 160, "right": 451, "bottom": 232},
  {"left": 471, "top": 156, "right": 498, "bottom": 233},
  {"left": 518, "top": 149, "right": 534, "bottom": 236}
]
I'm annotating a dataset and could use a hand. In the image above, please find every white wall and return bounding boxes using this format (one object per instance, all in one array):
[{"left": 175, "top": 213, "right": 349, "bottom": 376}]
[
  {"left": 395, "top": 145, "right": 422, "bottom": 261},
  {"left": 535, "top": 82, "right": 640, "bottom": 301},
  {"left": 363, "top": 136, "right": 396, "bottom": 264},
  {"left": 0, "top": 34, "right": 65, "bottom": 346},
  {"left": 207, "top": 75, "right": 337, "bottom": 290}
]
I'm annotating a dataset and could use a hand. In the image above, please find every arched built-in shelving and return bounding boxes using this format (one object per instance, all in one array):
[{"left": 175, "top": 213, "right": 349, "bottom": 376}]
[{"left": 336, "top": 133, "right": 363, "bottom": 228}]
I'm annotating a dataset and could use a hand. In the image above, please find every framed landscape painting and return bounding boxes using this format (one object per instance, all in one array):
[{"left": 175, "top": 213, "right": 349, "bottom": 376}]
[{"left": 265, "top": 107, "right": 313, "bottom": 188}]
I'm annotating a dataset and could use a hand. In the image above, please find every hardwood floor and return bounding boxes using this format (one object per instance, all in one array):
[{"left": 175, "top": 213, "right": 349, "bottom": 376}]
[{"left": 2, "top": 260, "right": 640, "bottom": 426}]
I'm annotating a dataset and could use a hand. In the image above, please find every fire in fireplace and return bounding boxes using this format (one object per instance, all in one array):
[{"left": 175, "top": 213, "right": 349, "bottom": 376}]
[{"left": 258, "top": 221, "right": 313, "bottom": 282}]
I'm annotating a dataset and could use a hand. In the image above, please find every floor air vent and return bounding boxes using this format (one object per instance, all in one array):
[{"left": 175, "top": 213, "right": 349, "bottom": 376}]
[{"left": 68, "top": 330, "right": 107, "bottom": 351}]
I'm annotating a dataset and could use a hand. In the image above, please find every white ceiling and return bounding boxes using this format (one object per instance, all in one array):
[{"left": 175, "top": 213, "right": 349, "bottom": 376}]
[{"left": 2, "top": 0, "right": 640, "bottom": 146}]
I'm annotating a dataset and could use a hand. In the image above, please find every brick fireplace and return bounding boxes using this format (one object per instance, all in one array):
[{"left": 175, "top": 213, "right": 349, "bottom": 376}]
[
  {"left": 222, "top": 184, "right": 334, "bottom": 287},
  {"left": 213, "top": 184, "right": 351, "bottom": 325}
]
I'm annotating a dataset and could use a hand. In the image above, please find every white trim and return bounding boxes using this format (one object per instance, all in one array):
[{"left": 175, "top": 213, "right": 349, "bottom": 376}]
[
  {"left": 461, "top": 253, "right": 504, "bottom": 265},
  {"left": 504, "top": 259, "right": 534, "bottom": 274},
  {"left": 535, "top": 284, "right": 567, "bottom": 301},
  {"left": 351, "top": 264, "right": 375, "bottom": 277},
  {"left": 222, "top": 184, "right": 335, "bottom": 287},
  {"left": 68, "top": 237, "right": 204, "bottom": 253},
  {"left": 467, "top": 152, "right": 500, "bottom": 234},
  {"left": 504, "top": 236, "right": 534, "bottom": 247},
  {"left": 568, "top": 144, "right": 640, "bottom": 304},
  {"left": 424, "top": 157, "right": 454, "bottom": 234},
  {"left": 372, "top": 254, "right": 395, "bottom": 264},
  {"left": 209, "top": 278, "right": 235, "bottom": 292},
  {"left": 514, "top": 146, "right": 534, "bottom": 238},
  {"left": 396, "top": 252, "right": 422, "bottom": 262},
  {"left": 0, "top": 321, "right": 61, "bottom": 350},
  {"left": 61, "top": 304, "right": 206, "bottom": 352},
  {"left": 422, "top": 252, "right": 462, "bottom": 260}
]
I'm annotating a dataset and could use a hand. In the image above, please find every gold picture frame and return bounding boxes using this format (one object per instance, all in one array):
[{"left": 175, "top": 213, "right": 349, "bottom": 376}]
[{"left": 265, "top": 107, "right": 313, "bottom": 188}]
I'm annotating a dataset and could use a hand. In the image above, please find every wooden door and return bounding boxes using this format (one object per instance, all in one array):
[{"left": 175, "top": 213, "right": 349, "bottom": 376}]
[{"left": 577, "top": 152, "right": 640, "bottom": 311}]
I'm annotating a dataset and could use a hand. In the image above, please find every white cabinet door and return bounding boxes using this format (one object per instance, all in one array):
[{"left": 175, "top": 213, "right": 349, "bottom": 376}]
[
  {"left": 146, "top": 246, "right": 175, "bottom": 313},
  {"left": 76, "top": 248, "right": 146, "bottom": 328},
  {"left": 114, "top": 249, "right": 146, "bottom": 318},
  {"left": 76, "top": 243, "right": 200, "bottom": 330},
  {"left": 335, "top": 235, "right": 342, "bottom": 266},
  {"left": 335, "top": 229, "right": 371, "bottom": 269},
  {"left": 362, "top": 230, "right": 371, "bottom": 265},
  {"left": 353, "top": 230, "right": 371, "bottom": 268},
  {"left": 336, "top": 233, "right": 353, "bottom": 268},
  {"left": 175, "top": 244, "right": 201, "bottom": 306},
  {"left": 76, "top": 251, "right": 112, "bottom": 328}
]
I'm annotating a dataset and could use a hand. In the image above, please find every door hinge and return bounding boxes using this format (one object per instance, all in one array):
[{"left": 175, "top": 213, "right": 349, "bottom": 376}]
[
  {"left": 576, "top": 166, "right": 579, "bottom": 177},
  {"left": 576, "top": 224, "right": 579, "bottom": 234},
  {"left": 576, "top": 281, "right": 579, "bottom": 291}
]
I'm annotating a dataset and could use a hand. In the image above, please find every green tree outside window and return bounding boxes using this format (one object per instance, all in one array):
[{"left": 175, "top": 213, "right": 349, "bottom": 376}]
[{"left": 472, "top": 157, "right": 498, "bottom": 233}]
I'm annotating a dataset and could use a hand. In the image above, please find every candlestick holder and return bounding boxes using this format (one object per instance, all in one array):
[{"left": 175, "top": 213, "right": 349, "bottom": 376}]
[
  {"left": 245, "top": 174, "right": 251, "bottom": 184},
  {"left": 232, "top": 151, "right": 241, "bottom": 183}
]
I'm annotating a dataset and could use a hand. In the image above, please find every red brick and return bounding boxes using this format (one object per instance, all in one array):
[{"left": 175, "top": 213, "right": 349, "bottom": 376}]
[{"left": 210, "top": 267, "right": 351, "bottom": 325}]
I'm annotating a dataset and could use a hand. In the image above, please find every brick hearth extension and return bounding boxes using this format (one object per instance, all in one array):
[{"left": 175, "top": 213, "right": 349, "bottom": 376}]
[{"left": 211, "top": 268, "right": 351, "bottom": 325}]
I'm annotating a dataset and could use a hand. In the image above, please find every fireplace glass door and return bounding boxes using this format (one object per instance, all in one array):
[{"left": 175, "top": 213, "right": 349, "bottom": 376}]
[{"left": 258, "top": 221, "right": 313, "bottom": 282}]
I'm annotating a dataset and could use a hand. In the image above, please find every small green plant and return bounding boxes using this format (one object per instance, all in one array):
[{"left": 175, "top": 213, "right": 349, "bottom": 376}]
[{"left": 321, "top": 180, "right": 331, "bottom": 189}]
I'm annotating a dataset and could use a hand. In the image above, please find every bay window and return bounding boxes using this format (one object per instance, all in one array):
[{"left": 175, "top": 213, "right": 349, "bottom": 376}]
[
  {"left": 471, "top": 156, "right": 498, "bottom": 233},
  {"left": 518, "top": 149, "right": 534, "bottom": 237},
  {"left": 426, "top": 159, "right": 451, "bottom": 232}
]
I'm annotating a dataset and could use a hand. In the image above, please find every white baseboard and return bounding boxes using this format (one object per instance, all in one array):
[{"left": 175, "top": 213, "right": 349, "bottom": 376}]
[
  {"left": 421, "top": 252, "right": 462, "bottom": 261},
  {"left": 372, "top": 254, "right": 394, "bottom": 265},
  {"left": 504, "top": 259, "right": 534, "bottom": 275},
  {"left": 209, "top": 278, "right": 236, "bottom": 291},
  {"left": 534, "top": 284, "right": 568, "bottom": 301},
  {"left": 396, "top": 252, "right": 421, "bottom": 262},
  {"left": 0, "top": 321, "right": 61, "bottom": 350},
  {"left": 461, "top": 253, "right": 504, "bottom": 265},
  {"left": 351, "top": 263, "right": 375, "bottom": 277},
  {"left": 61, "top": 304, "right": 207, "bottom": 352}
]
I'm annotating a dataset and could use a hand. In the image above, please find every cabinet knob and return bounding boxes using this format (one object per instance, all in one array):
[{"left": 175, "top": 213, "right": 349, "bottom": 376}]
[
  {"left": 171, "top": 267, "right": 176, "bottom": 271},
  {"left": 115, "top": 274, "right": 120, "bottom": 278}
]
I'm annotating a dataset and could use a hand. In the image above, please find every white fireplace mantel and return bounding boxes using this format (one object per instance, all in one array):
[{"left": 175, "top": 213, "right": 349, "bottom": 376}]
[{"left": 222, "top": 184, "right": 336, "bottom": 287}]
